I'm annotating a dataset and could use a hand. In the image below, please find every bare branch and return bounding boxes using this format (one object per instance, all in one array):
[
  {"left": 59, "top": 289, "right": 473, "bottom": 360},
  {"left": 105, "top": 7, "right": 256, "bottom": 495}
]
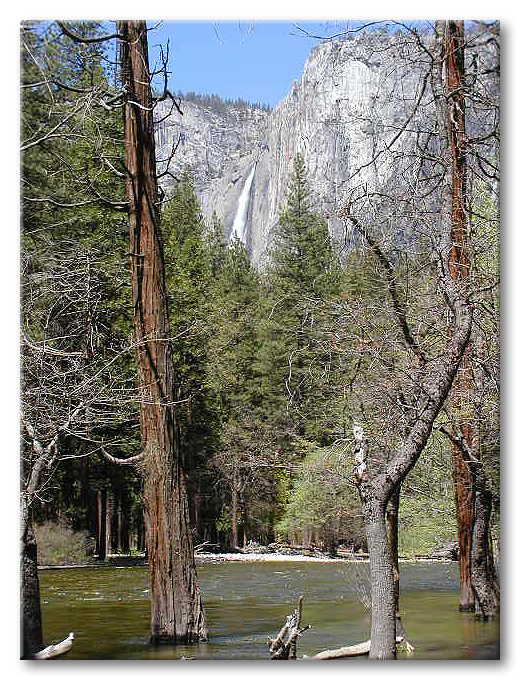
[{"left": 100, "top": 447, "right": 145, "bottom": 466}]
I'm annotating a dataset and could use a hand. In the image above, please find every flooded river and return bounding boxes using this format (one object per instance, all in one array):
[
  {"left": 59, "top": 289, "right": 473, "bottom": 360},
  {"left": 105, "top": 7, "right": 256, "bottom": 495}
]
[{"left": 39, "top": 560, "right": 499, "bottom": 660}]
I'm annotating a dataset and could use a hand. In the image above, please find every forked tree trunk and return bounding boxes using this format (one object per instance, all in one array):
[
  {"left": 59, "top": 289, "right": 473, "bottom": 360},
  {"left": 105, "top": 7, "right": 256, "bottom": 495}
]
[{"left": 118, "top": 20, "right": 206, "bottom": 643}]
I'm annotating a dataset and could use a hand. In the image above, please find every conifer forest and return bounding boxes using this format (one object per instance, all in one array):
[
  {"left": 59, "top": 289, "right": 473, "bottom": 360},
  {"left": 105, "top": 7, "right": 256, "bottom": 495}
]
[{"left": 20, "top": 20, "right": 500, "bottom": 661}]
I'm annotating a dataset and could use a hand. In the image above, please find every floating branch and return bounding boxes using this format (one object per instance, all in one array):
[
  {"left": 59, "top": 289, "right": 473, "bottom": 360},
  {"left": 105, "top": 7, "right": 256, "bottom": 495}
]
[{"left": 32, "top": 632, "right": 75, "bottom": 660}]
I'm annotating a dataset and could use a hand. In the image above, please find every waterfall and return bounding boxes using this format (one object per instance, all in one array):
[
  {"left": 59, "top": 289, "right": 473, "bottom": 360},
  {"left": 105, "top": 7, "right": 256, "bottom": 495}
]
[{"left": 230, "top": 163, "right": 256, "bottom": 243}]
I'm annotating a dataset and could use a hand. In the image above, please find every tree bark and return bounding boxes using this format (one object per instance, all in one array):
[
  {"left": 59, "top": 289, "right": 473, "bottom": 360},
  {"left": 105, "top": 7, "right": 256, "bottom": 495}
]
[
  {"left": 471, "top": 465, "right": 499, "bottom": 617},
  {"left": 231, "top": 466, "right": 239, "bottom": 548},
  {"left": 106, "top": 487, "right": 114, "bottom": 555},
  {"left": 118, "top": 20, "right": 206, "bottom": 643},
  {"left": 443, "top": 19, "right": 480, "bottom": 613},
  {"left": 362, "top": 496, "right": 396, "bottom": 659},
  {"left": 386, "top": 484, "right": 401, "bottom": 611},
  {"left": 21, "top": 521, "right": 43, "bottom": 659},
  {"left": 97, "top": 489, "right": 107, "bottom": 560},
  {"left": 452, "top": 451, "right": 475, "bottom": 610},
  {"left": 432, "top": 18, "right": 477, "bottom": 613},
  {"left": 242, "top": 497, "right": 248, "bottom": 547},
  {"left": 121, "top": 489, "right": 130, "bottom": 554}
]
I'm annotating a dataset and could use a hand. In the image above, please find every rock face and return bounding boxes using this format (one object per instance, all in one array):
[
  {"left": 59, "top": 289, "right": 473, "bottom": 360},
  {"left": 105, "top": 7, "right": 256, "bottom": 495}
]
[
  {"left": 154, "top": 98, "right": 268, "bottom": 240},
  {"left": 154, "top": 34, "right": 426, "bottom": 265}
]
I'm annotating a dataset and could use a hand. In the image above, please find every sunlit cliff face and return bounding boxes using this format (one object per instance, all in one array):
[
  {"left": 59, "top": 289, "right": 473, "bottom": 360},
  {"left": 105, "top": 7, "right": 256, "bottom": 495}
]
[{"left": 155, "top": 33, "right": 483, "bottom": 266}]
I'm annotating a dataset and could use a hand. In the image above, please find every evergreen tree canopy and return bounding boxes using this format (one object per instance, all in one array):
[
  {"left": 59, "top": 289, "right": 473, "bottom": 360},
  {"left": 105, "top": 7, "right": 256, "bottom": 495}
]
[{"left": 259, "top": 153, "right": 341, "bottom": 446}]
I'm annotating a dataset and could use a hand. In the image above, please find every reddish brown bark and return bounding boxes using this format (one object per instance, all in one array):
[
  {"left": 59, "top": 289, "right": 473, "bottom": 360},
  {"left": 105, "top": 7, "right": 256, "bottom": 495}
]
[
  {"left": 452, "top": 446, "right": 474, "bottom": 610},
  {"left": 444, "top": 20, "right": 475, "bottom": 612},
  {"left": 118, "top": 20, "right": 206, "bottom": 643}
]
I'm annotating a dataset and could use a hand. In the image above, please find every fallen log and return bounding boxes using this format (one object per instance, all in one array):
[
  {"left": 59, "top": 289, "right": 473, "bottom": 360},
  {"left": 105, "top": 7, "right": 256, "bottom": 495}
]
[
  {"left": 311, "top": 636, "right": 403, "bottom": 660},
  {"left": 270, "top": 600, "right": 414, "bottom": 660},
  {"left": 32, "top": 632, "right": 74, "bottom": 660}
]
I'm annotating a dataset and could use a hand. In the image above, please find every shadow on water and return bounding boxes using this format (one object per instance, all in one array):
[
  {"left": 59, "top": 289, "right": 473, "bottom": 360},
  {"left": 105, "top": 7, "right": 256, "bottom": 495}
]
[{"left": 38, "top": 561, "right": 499, "bottom": 660}]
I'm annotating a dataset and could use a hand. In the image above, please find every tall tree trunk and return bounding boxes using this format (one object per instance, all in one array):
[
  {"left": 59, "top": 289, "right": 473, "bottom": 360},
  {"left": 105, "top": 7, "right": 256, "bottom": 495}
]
[
  {"left": 443, "top": 19, "right": 476, "bottom": 612},
  {"left": 362, "top": 495, "right": 396, "bottom": 660},
  {"left": 242, "top": 496, "right": 248, "bottom": 547},
  {"left": 121, "top": 489, "right": 130, "bottom": 554},
  {"left": 106, "top": 487, "right": 114, "bottom": 556},
  {"left": 231, "top": 467, "right": 239, "bottom": 548},
  {"left": 386, "top": 484, "right": 401, "bottom": 611},
  {"left": 116, "top": 490, "right": 123, "bottom": 553},
  {"left": 193, "top": 485, "right": 202, "bottom": 544},
  {"left": 452, "top": 452, "right": 474, "bottom": 610},
  {"left": 118, "top": 20, "right": 206, "bottom": 643},
  {"left": 21, "top": 520, "right": 43, "bottom": 658},
  {"left": 97, "top": 489, "right": 107, "bottom": 560},
  {"left": 469, "top": 331, "right": 499, "bottom": 617},
  {"left": 471, "top": 466, "right": 499, "bottom": 617}
]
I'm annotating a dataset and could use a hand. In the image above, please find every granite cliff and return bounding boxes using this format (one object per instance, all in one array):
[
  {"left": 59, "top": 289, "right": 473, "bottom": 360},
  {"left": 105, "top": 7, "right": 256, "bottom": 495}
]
[{"left": 154, "top": 31, "right": 494, "bottom": 265}]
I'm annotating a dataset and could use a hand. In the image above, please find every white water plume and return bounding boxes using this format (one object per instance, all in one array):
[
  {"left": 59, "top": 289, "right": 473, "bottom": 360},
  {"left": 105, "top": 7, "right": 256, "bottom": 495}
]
[{"left": 230, "top": 163, "right": 256, "bottom": 243}]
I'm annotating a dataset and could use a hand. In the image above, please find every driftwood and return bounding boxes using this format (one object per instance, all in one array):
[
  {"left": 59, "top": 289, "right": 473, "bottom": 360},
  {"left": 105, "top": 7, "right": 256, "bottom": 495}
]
[
  {"left": 269, "top": 599, "right": 414, "bottom": 660},
  {"left": 194, "top": 541, "right": 220, "bottom": 554},
  {"left": 311, "top": 615, "right": 414, "bottom": 660},
  {"left": 311, "top": 636, "right": 404, "bottom": 660},
  {"left": 268, "top": 596, "right": 310, "bottom": 659},
  {"left": 32, "top": 632, "right": 75, "bottom": 659}
]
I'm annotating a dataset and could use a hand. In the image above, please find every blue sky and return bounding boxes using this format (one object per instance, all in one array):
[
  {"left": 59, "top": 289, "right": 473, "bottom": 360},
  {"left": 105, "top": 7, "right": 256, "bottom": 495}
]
[{"left": 146, "top": 21, "right": 338, "bottom": 108}]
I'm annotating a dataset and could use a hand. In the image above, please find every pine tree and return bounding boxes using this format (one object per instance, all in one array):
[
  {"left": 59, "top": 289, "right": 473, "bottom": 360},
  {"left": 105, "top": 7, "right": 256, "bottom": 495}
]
[
  {"left": 259, "top": 153, "right": 341, "bottom": 448},
  {"left": 206, "top": 235, "right": 269, "bottom": 547},
  {"left": 161, "top": 172, "right": 220, "bottom": 544}
]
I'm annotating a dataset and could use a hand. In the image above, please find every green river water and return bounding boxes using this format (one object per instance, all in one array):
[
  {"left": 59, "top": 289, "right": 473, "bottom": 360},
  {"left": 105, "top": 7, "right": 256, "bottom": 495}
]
[{"left": 39, "top": 560, "right": 499, "bottom": 660}]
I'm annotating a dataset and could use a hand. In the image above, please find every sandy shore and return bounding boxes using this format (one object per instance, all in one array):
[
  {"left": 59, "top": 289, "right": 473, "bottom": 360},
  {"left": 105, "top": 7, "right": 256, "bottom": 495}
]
[
  {"left": 195, "top": 551, "right": 357, "bottom": 564},
  {"left": 39, "top": 553, "right": 451, "bottom": 569}
]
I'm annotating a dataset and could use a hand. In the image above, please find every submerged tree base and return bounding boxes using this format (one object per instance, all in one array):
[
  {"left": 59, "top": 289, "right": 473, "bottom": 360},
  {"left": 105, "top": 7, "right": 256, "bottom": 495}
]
[{"left": 150, "top": 630, "right": 207, "bottom": 646}]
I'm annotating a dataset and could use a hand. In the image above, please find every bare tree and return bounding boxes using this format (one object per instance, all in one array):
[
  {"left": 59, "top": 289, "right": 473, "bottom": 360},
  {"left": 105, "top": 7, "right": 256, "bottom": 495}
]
[
  {"left": 20, "top": 239, "right": 138, "bottom": 657},
  {"left": 288, "top": 20, "right": 499, "bottom": 655}
]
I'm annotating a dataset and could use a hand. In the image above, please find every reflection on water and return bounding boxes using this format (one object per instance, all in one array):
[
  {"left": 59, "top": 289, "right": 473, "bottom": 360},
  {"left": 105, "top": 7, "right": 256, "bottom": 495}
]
[{"left": 39, "top": 561, "right": 499, "bottom": 660}]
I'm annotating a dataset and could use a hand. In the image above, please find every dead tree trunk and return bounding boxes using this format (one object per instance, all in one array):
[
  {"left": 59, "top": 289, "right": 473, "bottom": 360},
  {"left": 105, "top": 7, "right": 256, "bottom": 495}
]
[
  {"left": 268, "top": 596, "right": 310, "bottom": 659},
  {"left": 117, "top": 20, "right": 206, "bottom": 643}
]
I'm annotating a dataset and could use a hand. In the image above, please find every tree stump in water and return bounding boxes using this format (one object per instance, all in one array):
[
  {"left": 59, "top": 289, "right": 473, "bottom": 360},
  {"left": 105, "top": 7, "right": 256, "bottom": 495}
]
[{"left": 268, "top": 596, "right": 310, "bottom": 659}]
